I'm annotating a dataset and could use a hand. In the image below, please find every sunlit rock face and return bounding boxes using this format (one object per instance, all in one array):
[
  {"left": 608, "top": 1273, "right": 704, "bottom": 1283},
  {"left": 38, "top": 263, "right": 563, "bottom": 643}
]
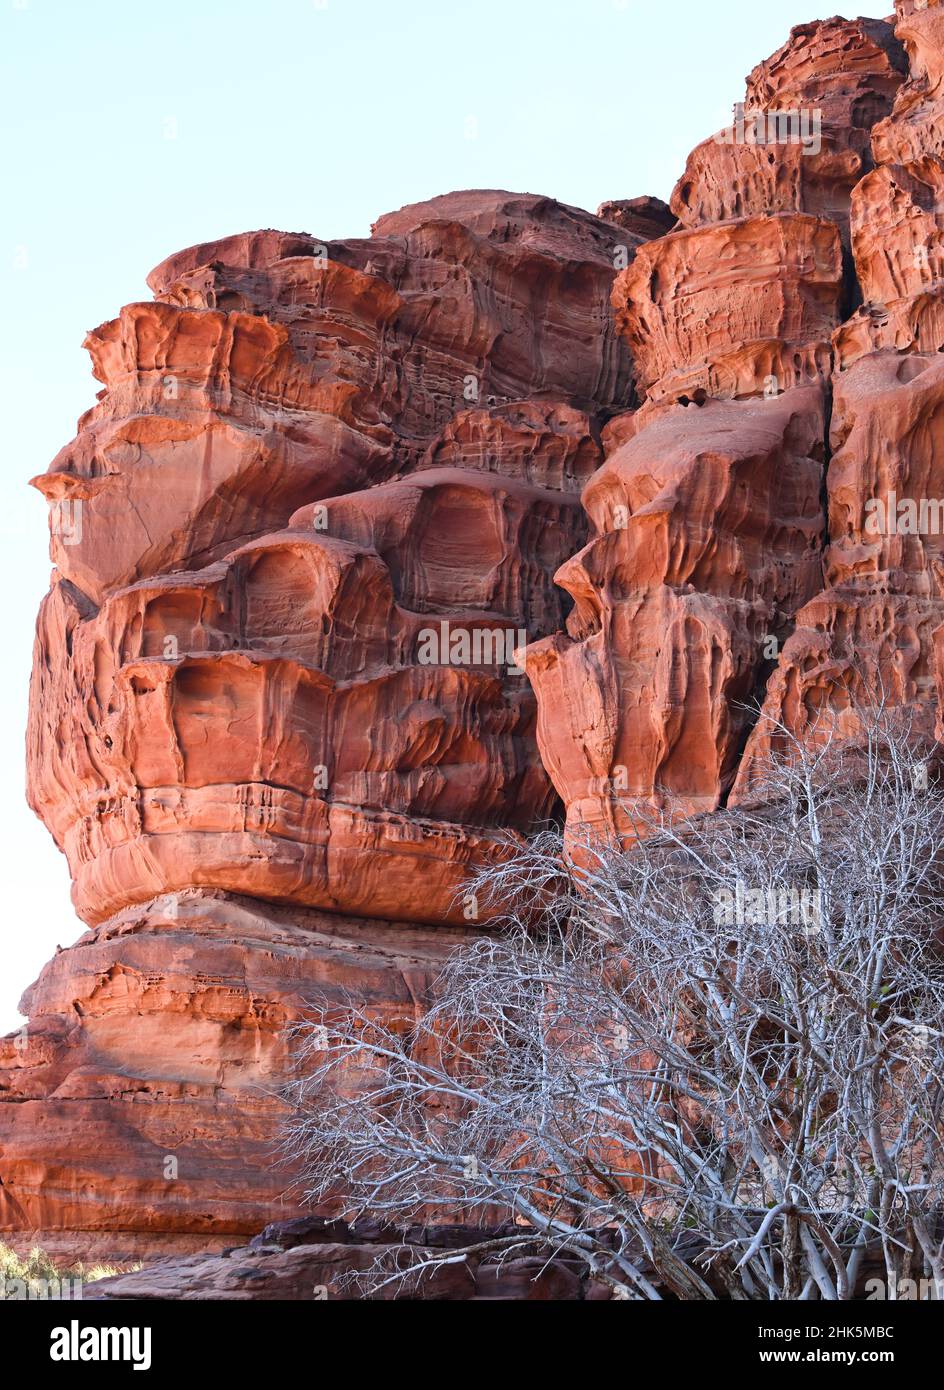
[
  {"left": 8, "top": 7, "right": 944, "bottom": 1270},
  {"left": 0, "top": 891, "right": 472, "bottom": 1262},
  {"left": 1, "top": 191, "right": 648, "bottom": 1259},
  {"left": 25, "top": 193, "right": 638, "bottom": 934},
  {"left": 523, "top": 14, "right": 919, "bottom": 851},
  {"left": 525, "top": 386, "right": 829, "bottom": 844},
  {"left": 671, "top": 17, "right": 906, "bottom": 242},
  {"left": 736, "top": 1, "right": 944, "bottom": 783},
  {"left": 521, "top": 8, "right": 944, "bottom": 844}
]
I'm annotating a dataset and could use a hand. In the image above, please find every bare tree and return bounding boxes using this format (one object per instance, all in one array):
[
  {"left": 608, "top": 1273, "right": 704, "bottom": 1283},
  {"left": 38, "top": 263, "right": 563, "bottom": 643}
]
[{"left": 282, "top": 705, "right": 944, "bottom": 1299}]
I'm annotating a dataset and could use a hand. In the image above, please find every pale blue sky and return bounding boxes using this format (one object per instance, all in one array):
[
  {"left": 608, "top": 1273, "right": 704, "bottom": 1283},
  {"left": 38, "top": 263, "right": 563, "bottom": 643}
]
[{"left": 0, "top": 0, "right": 891, "bottom": 1029}]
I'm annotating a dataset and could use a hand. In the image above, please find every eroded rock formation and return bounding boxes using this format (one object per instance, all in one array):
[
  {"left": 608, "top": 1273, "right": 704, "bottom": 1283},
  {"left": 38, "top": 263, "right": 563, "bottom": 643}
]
[
  {"left": 522, "top": 4, "right": 944, "bottom": 849},
  {"left": 736, "top": 0, "right": 944, "bottom": 782},
  {"left": 1, "top": 192, "right": 642, "bottom": 1260},
  {"left": 81, "top": 1215, "right": 601, "bottom": 1301},
  {"left": 671, "top": 16, "right": 906, "bottom": 241},
  {"left": 7, "top": 5, "right": 944, "bottom": 1275}
]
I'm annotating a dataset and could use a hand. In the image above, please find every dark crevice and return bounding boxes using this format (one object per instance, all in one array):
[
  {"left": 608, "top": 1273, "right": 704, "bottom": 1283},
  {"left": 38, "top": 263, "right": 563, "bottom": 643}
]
[{"left": 723, "top": 358, "right": 838, "bottom": 802}]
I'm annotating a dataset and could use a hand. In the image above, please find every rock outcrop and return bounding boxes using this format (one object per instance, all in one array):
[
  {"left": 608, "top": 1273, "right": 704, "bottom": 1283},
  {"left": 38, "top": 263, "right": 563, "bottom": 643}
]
[
  {"left": 736, "top": 0, "right": 944, "bottom": 780},
  {"left": 1, "top": 192, "right": 643, "bottom": 1261},
  {"left": 8, "top": 6, "right": 944, "bottom": 1283},
  {"left": 520, "top": 7, "right": 944, "bottom": 851},
  {"left": 671, "top": 17, "right": 906, "bottom": 241},
  {"left": 0, "top": 892, "right": 472, "bottom": 1262},
  {"left": 80, "top": 1216, "right": 598, "bottom": 1301},
  {"left": 525, "top": 385, "right": 828, "bottom": 842}
]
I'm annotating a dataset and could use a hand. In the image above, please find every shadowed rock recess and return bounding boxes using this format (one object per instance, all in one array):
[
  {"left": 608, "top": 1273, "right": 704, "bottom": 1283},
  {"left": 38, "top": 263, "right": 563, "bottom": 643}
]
[{"left": 4, "top": 5, "right": 944, "bottom": 1294}]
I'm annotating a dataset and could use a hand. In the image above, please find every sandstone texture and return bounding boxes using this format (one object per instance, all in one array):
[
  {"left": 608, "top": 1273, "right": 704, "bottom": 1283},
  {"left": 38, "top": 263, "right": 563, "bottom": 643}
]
[
  {"left": 2, "top": 191, "right": 645, "bottom": 1261},
  {"left": 80, "top": 1216, "right": 597, "bottom": 1301},
  {"left": 0, "top": 892, "right": 471, "bottom": 1260},
  {"left": 671, "top": 17, "right": 906, "bottom": 241},
  {"left": 522, "top": 5, "right": 944, "bottom": 850},
  {"left": 7, "top": 6, "right": 944, "bottom": 1286},
  {"left": 735, "top": 0, "right": 944, "bottom": 782}
]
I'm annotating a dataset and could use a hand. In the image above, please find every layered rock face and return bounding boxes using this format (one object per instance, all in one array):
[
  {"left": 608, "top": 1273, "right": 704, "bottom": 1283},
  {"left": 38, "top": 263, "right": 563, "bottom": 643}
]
[
  {"left": 1, "top": 193, "right": 643, "bottom": 1260},
  {"left": 8, "top": 7, "right": 944, "bottom": 1274},
  {"left": 526, "top": 386, "right": 829, "bottom": 840},
  {"left": 523, "top": 5, "right": 944, "bottom": 849},
  {"left": 736, "top": 0, "right": 944, "bottom": 785},
  {"left": 671, "top": 17, "right": 906, "bottom": 242},
  {"left": 0, "top": 893, "right": 470, "bottom": 1262},
  {"left": 27, "top": 195, "right": 634, "bottom": 934}
]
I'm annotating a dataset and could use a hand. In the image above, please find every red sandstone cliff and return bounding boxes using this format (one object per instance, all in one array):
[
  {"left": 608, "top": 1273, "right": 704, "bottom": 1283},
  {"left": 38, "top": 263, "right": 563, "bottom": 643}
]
[
  {"left": 0, "top": 191, "right": 646, "bottom": 1260},
  {"left": 5, "top": 6, "right": 944, "bottom": 1270}
]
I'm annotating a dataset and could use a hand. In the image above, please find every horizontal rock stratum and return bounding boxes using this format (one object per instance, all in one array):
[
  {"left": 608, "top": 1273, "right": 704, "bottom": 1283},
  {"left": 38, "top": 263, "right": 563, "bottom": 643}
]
[
  {"left": 1, "top": 190, "right": 645, "bottom": 1260},
  {"left": 6, "top": 3, "right": 944, "bottom": 1273}
]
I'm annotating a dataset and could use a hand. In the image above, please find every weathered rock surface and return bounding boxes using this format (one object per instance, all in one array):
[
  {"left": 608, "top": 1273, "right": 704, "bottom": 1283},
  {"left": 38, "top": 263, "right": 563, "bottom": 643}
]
[
  {"left": 736, "top": 347, "right": 944, "bottom": 788},
  {"left": 522, "top": 8, "right": 944, "bottom": 851},
  {"left": 737, "top": 0, "right": 944, "bottom": 770},
  {"left": 671, "top": 18, "right": 906, "bottom": 239},
  {"left": 79, "top": 1217, "right": 593, "bottom": 1301},
  {"left": 524, "top": 386, "right": 827, "bottom": 842},
  {"left": 33, "top": 194, "right": 633, "bottom": 606},
  {"left": 2, "top": 190, "right": 642, "bottom": 1262},
  {"left": 0, "top": 891, "right": 472, "bottom": 1262},
  {"left": 612, "top": 212, "right": 843, "bottom": 405},
  {"left": 9, "top": 9, "right": 944, "bottom": 1290},
  {"left": 597, "top": 195, "right": 677, "bottom": 241}
]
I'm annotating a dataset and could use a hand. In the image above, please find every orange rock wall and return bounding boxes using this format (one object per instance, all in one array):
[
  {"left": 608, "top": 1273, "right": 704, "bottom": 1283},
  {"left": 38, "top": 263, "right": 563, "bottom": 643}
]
[
  {"left": 1, "top": 193, "right": 643, "bottom": 1258},
  {"left": 8, "top": 8, "right": 944, "bottom": 1261}
]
